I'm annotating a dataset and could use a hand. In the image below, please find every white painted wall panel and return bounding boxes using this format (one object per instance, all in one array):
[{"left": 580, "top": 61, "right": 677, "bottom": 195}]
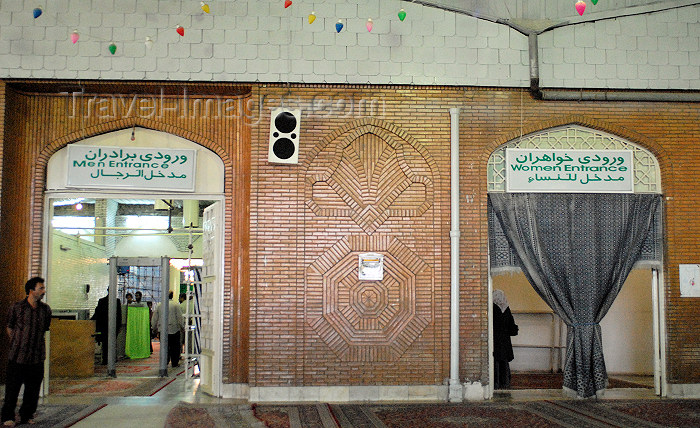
[
  {"left": 0, "top": 0, "right": 527, "bottom": 86},
  {"left": 1, "top": 1, "right": 698, "bottom": 89},
  {"left": 539, "top": 5, "right": 700, "bottom": 89}
]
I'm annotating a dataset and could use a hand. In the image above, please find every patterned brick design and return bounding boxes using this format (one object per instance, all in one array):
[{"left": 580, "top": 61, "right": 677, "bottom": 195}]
[
  {"left": 0, "top": 81, "right": 698, "bottom": 388},
  {"left": 306, "top": 235, "right": 432, "bottom": 362}
]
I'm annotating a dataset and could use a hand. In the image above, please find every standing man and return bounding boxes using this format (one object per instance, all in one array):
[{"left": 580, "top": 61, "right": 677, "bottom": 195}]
[
  {"left": 151, "top": 292, "right": 184, "bottom": 368},
  {"left": 1, "top": 277, "right": 52, "bottom": 426},
  {"left": 91, "top": 292, "right": 121, "bottom": 365}
]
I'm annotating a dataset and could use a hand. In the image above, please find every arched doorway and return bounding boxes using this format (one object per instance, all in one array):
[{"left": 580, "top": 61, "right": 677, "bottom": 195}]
[
  {"left": 42, "top": 128, "right": 225, "bottom": 397},
  {"left": 486, "top": 125, "right": 664, "bottom": 398}
]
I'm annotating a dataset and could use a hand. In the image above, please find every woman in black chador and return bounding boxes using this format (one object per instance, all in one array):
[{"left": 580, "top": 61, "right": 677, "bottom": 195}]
[{"left": 492, "top": 289, "right": 518, "bottom": 389}]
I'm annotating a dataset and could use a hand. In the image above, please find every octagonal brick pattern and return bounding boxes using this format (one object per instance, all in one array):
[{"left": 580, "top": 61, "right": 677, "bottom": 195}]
[{"left": 306, "top": 235, "right": 433, "bottom": 362}]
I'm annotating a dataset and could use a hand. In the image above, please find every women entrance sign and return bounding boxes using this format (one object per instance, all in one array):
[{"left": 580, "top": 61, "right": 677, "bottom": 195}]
[
  {"left": 67, "top": 145, "right": 196, "bottom": 191},
  {"left": 505, "top": 149, "right": 633, "bottom": 193}
]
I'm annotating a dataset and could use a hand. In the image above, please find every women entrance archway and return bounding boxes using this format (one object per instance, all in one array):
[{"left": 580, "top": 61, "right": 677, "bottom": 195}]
[{"left": 486, "top": 125, "right": 664, "bottom": 398}]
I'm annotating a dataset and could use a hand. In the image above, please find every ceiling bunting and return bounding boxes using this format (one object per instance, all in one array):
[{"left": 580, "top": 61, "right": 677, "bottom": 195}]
[
  {"left": 200, "top": 2, "right": 210, "bottom": 13},
  {"left": 176, "top": 25, "right": 185, "bottom": 36},
  {"left": 33, "top": 7, "right": 42, "bottom": 19},
  {"left": 71, "top": 30, "right": 79, "bottom": 44},
  {"left": 335, "top": 20, "right": 343, "bottom": 33},
  {"left": 575, "top": 0, "right": 586, "bottom": 16},
  {"left": 591, "top": 0, "right": 598, "bottom": 4},
  {"left": 144, "top": 37, "right": 154, "bottom": 49},
  {"left": 284, "top": 0, "right": 292, "bottom": 8},
  {"left": 308, "top": 11, "right": 316, "bottom": 24},
  {"left": 398, "top": 9, "right": 406, "bottom": 21},
  {"left": 366, "top": 18, "right": 373, "bottom": 32},
  {"left": 108, "top": 43, "right": 117, "bottom": 55}
]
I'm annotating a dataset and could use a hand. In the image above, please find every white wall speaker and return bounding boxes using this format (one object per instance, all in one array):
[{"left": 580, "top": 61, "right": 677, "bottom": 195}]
[{"left": 268, "top": 108, "right": 301, "bottom": 164}]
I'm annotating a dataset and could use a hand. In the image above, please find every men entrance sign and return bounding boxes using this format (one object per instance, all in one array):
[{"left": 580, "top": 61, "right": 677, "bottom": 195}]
[
  {"left": 505, "top": 148, "right": 633, "bottom": 193},
  {"left": 67, "top": 145, "right": 196, "bottom": 191}
]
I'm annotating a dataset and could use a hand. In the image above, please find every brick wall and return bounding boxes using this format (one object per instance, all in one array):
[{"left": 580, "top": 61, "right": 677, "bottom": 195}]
[
  {"left": 0, "top": 81, "right": 251, "bottom": 382},
  {"left": 247, "top": 84, "right": 699, "bottom": 386},
  {"left": 0, "top": 80, "right": 698, "bottom": 386}
]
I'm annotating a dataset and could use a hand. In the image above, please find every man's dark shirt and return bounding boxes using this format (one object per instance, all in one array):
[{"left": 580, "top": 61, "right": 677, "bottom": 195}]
[{"left": 7, "top": 299, "right": 52, "bottom": 364}]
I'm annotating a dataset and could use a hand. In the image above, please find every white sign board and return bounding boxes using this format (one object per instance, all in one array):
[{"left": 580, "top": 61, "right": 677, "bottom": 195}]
[
  {"left": 506, "top": 149, "right": 633, "bottom": 193},
  {"left": 67, "top": 145, "right": 196, "bottom": 191},
  {"left": 680, "top": 264, "right": 700, "bottom": 297},
  {"left": 358, "top": 253, "right": 384, "bottom": 281}
]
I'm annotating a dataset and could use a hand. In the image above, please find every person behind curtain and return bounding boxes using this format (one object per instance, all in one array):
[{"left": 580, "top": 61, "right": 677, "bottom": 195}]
[
  {"left": 493, "top": 289, "right": 518, "bottom": 389},
  {"left": 91, "top": 292, "right": 122, "bottom": 365},
  {"left": 151, "top": 291, "right": 184, "bottom": 368},
  {"left": 1, "top": 277, "right": 51, "bottom": 427}
]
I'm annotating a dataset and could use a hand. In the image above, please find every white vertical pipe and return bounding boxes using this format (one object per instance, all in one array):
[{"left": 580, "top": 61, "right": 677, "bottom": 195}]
[
  {"left": 448, "top": 107, "right": 462, "bottom": 402},
  {"left": 652, "top": 268, "right": 661, "bottom": 395},
  {"left": 655, "top": 267, "right": 668, "bottom": 397}
]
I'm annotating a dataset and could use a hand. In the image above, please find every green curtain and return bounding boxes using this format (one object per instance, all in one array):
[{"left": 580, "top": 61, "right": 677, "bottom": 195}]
[{"left": 125, "top": 306, "right": 151, "bottom": 359}]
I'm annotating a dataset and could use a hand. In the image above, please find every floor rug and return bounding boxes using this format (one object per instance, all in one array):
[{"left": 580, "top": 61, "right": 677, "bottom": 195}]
[
  {"left": 164, "top": 403, "right": 265, "bottom": 428},
  {"left": 251, "top": 400, "right": 700, "bottom": 428},
  {"left": 254, "top": 404, "right": 338, "bottom": 428},
  {"left": 548, "top": 399, "right": 700, "bottom": 428},
  {"left": 510, "top": 372, "right": 652, "bottom": 390},
  {"left": 94, "top": 342, "right": 162, "bottom": 377},
  {"left": 345, "top": 403, "right": 563, "bottom": 428},
  {"left": 49, "top": 376, "right": 174, "bottom": 397},
  {"left": 13, "top": 403, "right": 106, "bottom": 428}
]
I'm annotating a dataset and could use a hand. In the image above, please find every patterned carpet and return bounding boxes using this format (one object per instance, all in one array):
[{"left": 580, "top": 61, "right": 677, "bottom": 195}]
[
  {"left": 94, "top": 344, "right": 161, "bottom": 377},
  {"left": 49, "top": 376, "right": 175, "bottom": 396},
  {"left": 165, "top": 403, "right": 266, "bottom": 428},
  {"left": 51, "top": 342, "right": 182, "bottom": 397},
  {"left": 246, "top": 399, "right": 700, "bottom": 428},
  {"left": 8, "top": 404, "right": 106, "bottom": 428}
]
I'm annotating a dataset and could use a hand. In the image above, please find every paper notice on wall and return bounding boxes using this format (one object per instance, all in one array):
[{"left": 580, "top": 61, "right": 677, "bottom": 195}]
[{"left": 679, "top": 264, "right": 700, "bottom": 297}]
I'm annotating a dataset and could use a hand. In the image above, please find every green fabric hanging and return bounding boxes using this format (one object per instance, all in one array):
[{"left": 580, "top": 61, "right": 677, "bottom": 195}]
[{"left": 125, "top": 306, "right": 151, "bottom": 359}]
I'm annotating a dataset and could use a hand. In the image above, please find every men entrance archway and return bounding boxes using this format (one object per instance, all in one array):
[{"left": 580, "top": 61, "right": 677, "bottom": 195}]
[{"left": 43, "top": 128, "right": 225, "bottom": 397}]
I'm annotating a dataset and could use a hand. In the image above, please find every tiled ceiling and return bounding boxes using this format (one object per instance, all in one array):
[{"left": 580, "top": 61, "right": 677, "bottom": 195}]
[{"left": 415, "top": 0, "right": 694, "bottom": 32}]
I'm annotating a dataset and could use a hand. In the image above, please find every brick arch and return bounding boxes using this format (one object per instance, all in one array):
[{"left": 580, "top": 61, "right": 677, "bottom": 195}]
[
  {"left": 36, "top": 117, "right": 230, "bottom": 167},
  {"left": 303, "top": 117, "right": 438, "bottom": 176},
  {"left": 28, "top": 117, "right": 233, "bottom": 287},
  {"left": 303, "top": 117, "right": 438, "bottom": 234},
  {"left": 481, "top": 115, "right": 670, "bottom": 182}
]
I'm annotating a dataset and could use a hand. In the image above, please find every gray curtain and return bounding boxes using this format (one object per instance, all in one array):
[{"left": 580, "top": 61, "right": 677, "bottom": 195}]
[{"left": 488, "top": 193, "right": 661, "bottom": 398}]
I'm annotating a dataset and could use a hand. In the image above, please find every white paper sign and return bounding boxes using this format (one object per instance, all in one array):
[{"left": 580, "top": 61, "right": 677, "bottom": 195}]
[
  {"left": 67, "top": 145, "right": 196, "bottom": 191},
  {"left": 358, "top": 253, "right": 384, "bottom": 281},
  {"left": 506, "top": 149, "right": 633, "bottom": 193},
  {"left": 680, "top": 264, "right": 700, "bottom": 297}
]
